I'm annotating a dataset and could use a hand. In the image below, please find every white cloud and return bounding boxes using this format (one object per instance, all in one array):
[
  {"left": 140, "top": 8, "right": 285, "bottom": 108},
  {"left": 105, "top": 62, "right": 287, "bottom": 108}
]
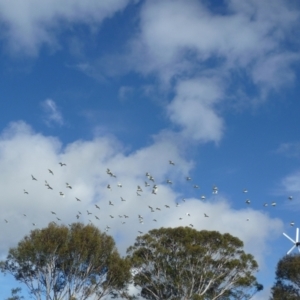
[
  {"left": 279, "top": 171, "right": 300, "bottom": 204},
  {"left": 0, "top": 121, "right": 283, "bottom": 272},
  {"left": 126, "top": 0, "right": 299, "bottom": 72},
  {"left": 3, "top": 0, "right": 296, "bottom": 145},
  {"left": 41, "top": 98, "right": 64, "bottom": 126},
  {"left": 0, "top": 0, "right": 133, "bottom": 56},
  {"left": 269, "top": 168, "right": 300, "bottom": 215},
  {"left": 167, "top": 77, "right": 224, "bottom": 142},
  {"left": 79, "top": 0, "right": 300, "bottom": 145},
  {"left": 251, "top": 52, "right": 300, "bottom": 100},
  {"left": 120, "top": 0, "right": 300, "bottom": 96},
  {"left": 276, "top": 141, "right": 300, "bottom": 158}
]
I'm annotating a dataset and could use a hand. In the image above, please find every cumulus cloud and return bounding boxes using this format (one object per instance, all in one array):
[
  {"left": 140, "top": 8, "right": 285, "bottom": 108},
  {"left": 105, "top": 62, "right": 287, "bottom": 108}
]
[
  {"left": 0, "top": 0, "right": 132, "bottom": 56},
  {"left": 0, "top": 121, "right": 283, "bottom": 270},
  {"left": 1, "top": 0, "right": 296, "bottom": 145},
  {"left": 78, "top": 0, "right": 300, "bottom": 145},
  {"left": 167, "top": 77, "right": 224, "bottom": 142},
  {"left": 41, "top": 98, "right": 64, "bottom": 126},
  {"left": 123, "top": 0, "right": 299, "bottom": 85}
]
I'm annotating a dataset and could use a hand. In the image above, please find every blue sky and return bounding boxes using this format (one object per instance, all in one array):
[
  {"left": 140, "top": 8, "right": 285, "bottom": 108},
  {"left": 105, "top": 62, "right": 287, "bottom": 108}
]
[{"left": 0, "top": 0, "right": 300, "bottom": 298}]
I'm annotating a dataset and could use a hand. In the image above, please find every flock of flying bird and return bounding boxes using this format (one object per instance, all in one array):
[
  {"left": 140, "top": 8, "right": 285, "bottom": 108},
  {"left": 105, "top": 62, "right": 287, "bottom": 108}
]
[{"left": 4, "top": 160, "right": 295, "bottom": 234}]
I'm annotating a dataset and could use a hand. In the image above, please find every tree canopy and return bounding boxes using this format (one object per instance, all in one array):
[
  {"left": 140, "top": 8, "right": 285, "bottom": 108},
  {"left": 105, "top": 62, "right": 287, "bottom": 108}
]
[
  {"left": 5, "top": 288, "right": 24, "bottom": 300},
  {"left": 0, "top": 222, "right": 131, "bottom": 300},
  {"left": 127, "top": 226, "right": 262, "bottom": 300},
  {"left": 270, "top": 253, "right": 300, "bottom": 300}
]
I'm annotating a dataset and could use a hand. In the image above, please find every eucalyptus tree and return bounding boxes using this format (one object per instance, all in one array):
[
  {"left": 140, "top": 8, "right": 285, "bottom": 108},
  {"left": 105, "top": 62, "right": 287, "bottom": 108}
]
[
  {"left": 0, "top": 222, "right": 131, "bottom": 300},
  {"left": 270, "top": 254, "right": 300, "bottom": 299},
  {"left": 127, "top": 227, "right": 262, "bottom": 300},
  {"left": 5, "top": 288, "right": 24, "bottom": 300}
]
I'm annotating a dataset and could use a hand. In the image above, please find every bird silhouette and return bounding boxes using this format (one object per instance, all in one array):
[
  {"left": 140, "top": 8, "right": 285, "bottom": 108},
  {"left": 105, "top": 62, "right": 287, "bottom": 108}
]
[
  {"left": 106, "top": 169, "right": 116, "bottom": 177},
  {"left": 212, "top": 186, "right": 218, "bottom": 194}
]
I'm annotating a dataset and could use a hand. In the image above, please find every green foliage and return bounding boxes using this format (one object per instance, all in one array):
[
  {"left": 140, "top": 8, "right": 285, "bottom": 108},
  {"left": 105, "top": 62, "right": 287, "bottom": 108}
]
[
  {"left": 5, "top": 288, "right": 24, "bottom": 300},
  {"left": 270, "top": 254, "right": 300, "bottom": 299},
  {"left": 0, "top": 222, "right": 131, "bottom": 300},
  {"left": 127, "top": 226, "right": 262, "bottom": 300}
]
